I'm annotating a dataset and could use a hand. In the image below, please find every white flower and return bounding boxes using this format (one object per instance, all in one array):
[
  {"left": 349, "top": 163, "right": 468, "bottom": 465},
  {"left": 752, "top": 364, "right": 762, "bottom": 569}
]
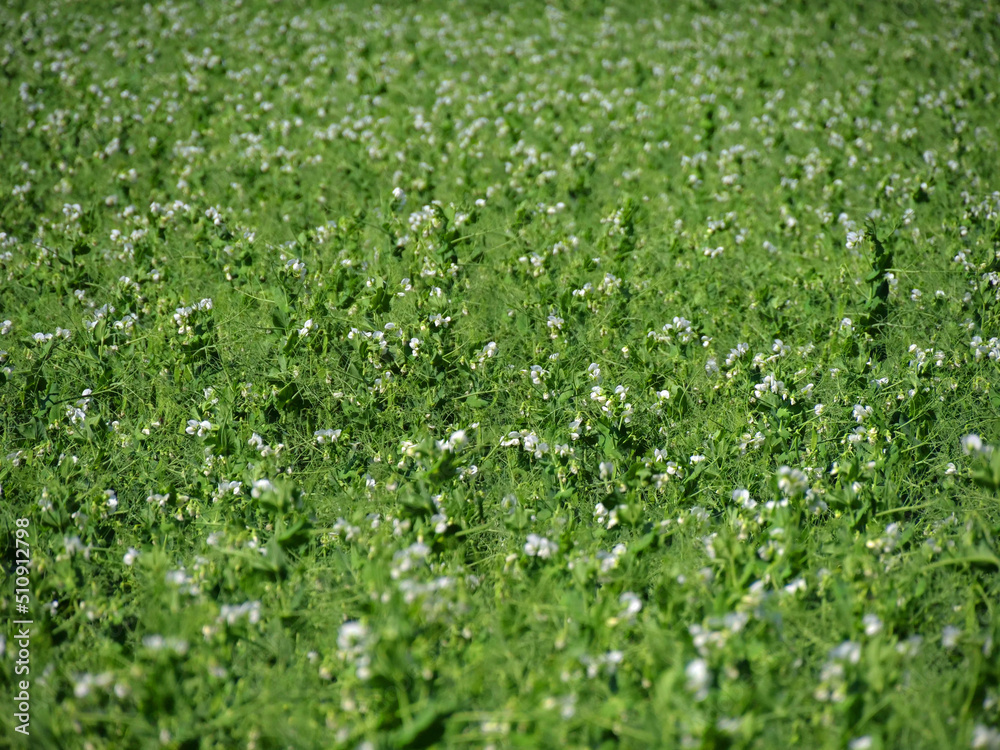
[
  {"left": 942, "top": 625, "right": 962, "bottom": 650},
  {"left": 436, "top": 429, "right": 468, "bottom": 453},
  {"left": 777, "top": 466, "right": 808, "bottom": 498},
  {"left": 971, "top": 724, "right": 1000, "bottom": 749},
  {"left": 685, "top": 658, "right": 711, "bottom": 701},
  {"left": 830, "top": 641, "right": 862, "bottom": 664},
  {"left": 852, "top": 404, "right": 873, "bottom": 423},
  {"left": 862, "top": 614, "right": 883, "bottom": 636},
  {"left": 618, "top": 591, "right": 642, "bottom": 620},
  {"left": 337, "top": 621, "right": 369, "bottom": 657},
  {"left": 599, "top": 461, "right": 614, "bottom": 480},
  {"left": 961, "top": 434, "right": 984, "bottom": 455},
  {"left": 186, "top": 419, "right": 214, "bottom": 437},
  {"left": 251, "top": 479, "right": 274, "bottom": 498},
  {"left": 123, "top": 547, "right": 140, "bottom": 566},
  {"left": 428, "top": 312, "right": 452, "bottom": 327},
  {"left": 524, "top": 534, "right": 558, "bottom": 559},
  {"left": 732, "top": 489, "right": 756, "bottom": 510},
  {"left": 218, "top": 601, "right": 262, "bottom": 626},
  {"left": 314, "top": 428, "right": 342, "bottom": 444}
]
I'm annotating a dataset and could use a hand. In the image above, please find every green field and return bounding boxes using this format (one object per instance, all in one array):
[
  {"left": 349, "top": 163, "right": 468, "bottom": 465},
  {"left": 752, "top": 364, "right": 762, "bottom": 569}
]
[{"left": 2, "top": 1, "right": 1000, "bottom": 747}]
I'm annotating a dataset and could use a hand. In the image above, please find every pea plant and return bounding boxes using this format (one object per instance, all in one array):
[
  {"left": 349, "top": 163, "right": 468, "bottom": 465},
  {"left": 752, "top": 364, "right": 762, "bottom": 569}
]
[{"left": 1, "top": 1, "right": 999, "bottom": 748}]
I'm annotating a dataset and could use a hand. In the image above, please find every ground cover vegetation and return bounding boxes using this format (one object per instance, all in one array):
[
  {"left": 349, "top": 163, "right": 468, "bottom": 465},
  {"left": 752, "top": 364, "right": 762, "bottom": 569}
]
[{"left": 2, "top": 0, "right": 1000, "bottom": 747}]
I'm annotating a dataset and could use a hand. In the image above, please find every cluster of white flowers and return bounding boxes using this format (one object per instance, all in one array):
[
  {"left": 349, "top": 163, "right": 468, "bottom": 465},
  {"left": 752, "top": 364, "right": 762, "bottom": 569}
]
[
  {"left": 83, "top": 303, "right": 115, "bottom": 331},
  {"left": 150, "top": 199, "right": 193, "bottom": 220},
  {"left": 186, "top": 419, "right": 214, "bottom": 437},
  {"left": 600, "top": 206, "right": 631, "bottom": 238},
  {"left": 428, "top": 312, "right": 452, "bottom": 327},
  {"left": 614, "top": 592, "right": 642, "bottom": 624},
  {"left": 589, "top": 384, "right": 634, "bottom": 423},
  {"left": 62, "top": 535, "right": 93, "bottom": 561},
  {"left": 500, "top": 429, "right": 551, "bottom": 459},
  {"left": 751, "top": 373, "right": 789, "bottom": 402},
  {"left": 970, "top": 336, "right": 1000, "bottom": 362},
  {"left": 218, "top": 601, "right": 262, "bottom": 625},
  {"left": 647, "top": 450, "right": 681, "bottom": 489},
  {"left": 112, "top": 313, "right": 138, "bottom": 334},
  {"left": 329, "top": 518, "right": 361, "bottom": 543},
  {"left": 593, "top": 501, "right": 620, "bottom": 529},
  {"left": 524, "top": 533, "right": 558, "bottom": 559},
  {"left": 647, "top": 316, "right": 699, "bottom": 345},
  {"left": 690, "top": 611, "right": 750, "bottom": 657},
  {"left": 518, "top": 252, "right": 546, "bottom": 277},
  {"left": 164, "top": 568, "right": 200, "bottom": 596},
  {"left": 284, "top": 258, "right": 306, "bottom": 279},
  {"left": 908, "top": 344, "right": 946, "bottom": 370},
  {"left": 866, "top": 522, "right": 902, "bottom": 554},
  {"left": 470, "top": 340, "right": 496, "bottom": 369},
  {"left": 72, "top": 671, "right": 119, "bottom": 699},
  {"left": 249, "top": 479, "right": 275, "bottom": 499},
  {"left": 814, "top": 641, "right": 861, "bottom": 703},
  {"left": 775, "top": 466, "right": 807, "bottom": 498},
  {"left": 738, "top": 430, "right": 766, "bottom": 453},
  {"left": 435, "top": 429, "right": 469, "bottom": 453},
  {"left": 591, "top": 272, "right": 622, "bottom": 296},
  {"left": 348, "top": 325, "right": 397, "bottom": 354},
  {"left": 212, "top": 480, "right": 242, "bottom": 503},
  {"left": 546, "top": 312, "right": 564, "bottom": 337},
  {"left": 391, "top": 541, "right": 430, "bottom": 580},
  {"left": 172, "top": 298, "right": 212, "bottom": 336},
  {"left": 32, "top": 328, "right": 71, "bottom": 343},
  {"left": 862, "top": 614, "right": 883, "bottom": 636},
  {"left": 146, "top": 492, "right": 170, "bottom": 507},
  {"left": 336, "top": 621, "right": 372, "bottom": 680},
  {"left": 249, "top": 433, "right": 283, "bottom": 456},
  {"left": 141, "top": 636, "right": 189, "bottom": 656},
  {"left": 731, "top": 488, "right": 757, "bottom": 510},
  {"left": 579, "top": 650, "right": 624, "bottom": 679},
  {"left": 596, "top": 543, "right": 627, "bottom": 573},
  {"left": 64, "top": 389, "right": 92, "bottom": 426},
  {"left": 725, "top": 343, "right": 750, "bottom": 368},
  {"left": 972, "top": 725, "right": 1000, "bottom": 750}
]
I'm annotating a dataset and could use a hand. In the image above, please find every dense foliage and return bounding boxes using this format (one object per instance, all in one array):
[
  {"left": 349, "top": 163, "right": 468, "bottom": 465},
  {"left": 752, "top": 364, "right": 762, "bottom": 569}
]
[{"left": 2, "top": 1, "right": 1000, "bottom": 748}]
